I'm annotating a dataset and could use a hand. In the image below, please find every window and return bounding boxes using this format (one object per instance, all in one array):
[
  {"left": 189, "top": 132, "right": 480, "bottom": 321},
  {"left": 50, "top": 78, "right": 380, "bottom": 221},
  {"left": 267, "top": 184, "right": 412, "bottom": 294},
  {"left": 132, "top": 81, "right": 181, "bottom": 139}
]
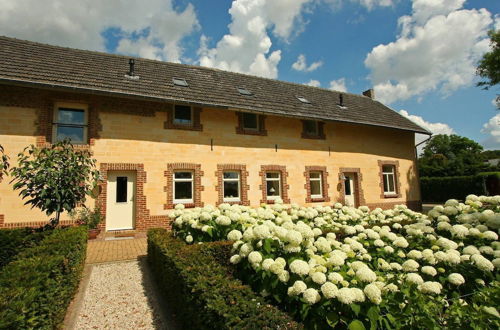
[
  {"left": 174, "top": 105, "right": 192, "bottom": 125},
  {"left": 382, "top": 165, "right": 396, "bottom": 195},
  {"left": 223, "top": 171, "right": 240, "bottom": 202},
  {"left": 116, "top": 176, "right": 128, "bottom": 203},
  {"left": 309, "top": 172, "right": 323, "bottom": 198},
  {"left": 238, "top": 87, "right": 253, "bottom": 96},
  {"left": 303, "top": 120, "right": 318, "bottom": 136},
  {"left": 174, "top": 171, "right": 193, "bottom": 203},
  {"left": 242, "top": 113, "right": 258, "bottom": 130},
  {"left": 53, "top": 107, "right": 87, "bottom": 144},
  {"left": 297, "top": 96, "right": 310, "bottom": 104},
  {"left": 265, "top": 172, "right": 281, "bottom": 200},
  {"left": 173, "top": 77, "right": 189, "bottom": 87}
]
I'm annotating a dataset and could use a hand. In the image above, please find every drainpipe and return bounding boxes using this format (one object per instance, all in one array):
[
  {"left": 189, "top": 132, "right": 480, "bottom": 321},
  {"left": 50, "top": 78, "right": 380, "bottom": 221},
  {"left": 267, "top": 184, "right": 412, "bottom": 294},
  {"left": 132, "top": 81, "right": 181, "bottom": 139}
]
[{"left": 415, "top": 134, "right": 433, "bottom": 211}]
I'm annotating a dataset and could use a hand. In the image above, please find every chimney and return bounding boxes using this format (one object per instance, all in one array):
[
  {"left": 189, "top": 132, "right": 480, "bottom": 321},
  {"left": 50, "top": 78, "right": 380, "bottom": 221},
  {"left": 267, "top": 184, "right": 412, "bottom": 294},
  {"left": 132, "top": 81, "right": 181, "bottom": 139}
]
[
  {"left": 128, "top": 58, "right": 135, "bottom": 76},
  {"left": 363, "top": 88, "right": 375, "bottom": 99},
  {"left": 339, "top": 93, "right": 344, "bottom": 106}
]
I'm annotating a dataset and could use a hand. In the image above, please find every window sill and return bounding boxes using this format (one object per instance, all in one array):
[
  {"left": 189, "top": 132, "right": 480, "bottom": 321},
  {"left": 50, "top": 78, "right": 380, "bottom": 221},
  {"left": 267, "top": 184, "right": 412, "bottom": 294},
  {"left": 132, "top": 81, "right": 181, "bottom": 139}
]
[
  {"left": 309, "top": 197, "right": 326, "bottom": 203},
  {"left": 173, "top": 202, "right": 195, "bottom": 208},
  {"left": 164, "top": 122, "right": 202, "bottom": 131},
  {"left": 383, "top": 193, "right": 400, "bottom": 199},
  {"left": 40, "top": 142, "right": 91, "bottom": 150},
  {"left": 236, "top": 128, "right": 267, "bottom": 136}
]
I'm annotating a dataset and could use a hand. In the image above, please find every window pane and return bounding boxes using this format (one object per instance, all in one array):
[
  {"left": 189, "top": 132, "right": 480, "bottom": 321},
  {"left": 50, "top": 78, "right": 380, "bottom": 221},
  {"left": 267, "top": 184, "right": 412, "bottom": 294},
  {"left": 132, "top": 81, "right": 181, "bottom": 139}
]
[
  {"left": 266, "top": 180, "right": 280, "bottom": 197},
  {"left": 304, "top": 120, "right": 318, "bottom": 135},
  {"left": 242, "top": 113, "right": 258, "bottom": 129},
  {"left": 56, "top": 126, "right": 84, "bottom": 143},
  {"left": 383, "top": 175, "right": 389, "bottom": 192},
  {"left": 174, "top": 105, "right": 192, "bottom": 124},
  {"left": 266, "top": 172, "right": 280, "bottom": 179},
  {"left": 175, "top": 181, "right": 192, "bottom": 200},
  {"left": 223, "top": 172, "right": 239, "bottom": 179},
  {"left": 116, "top": 176, "right": 127, "bottom": 203},
  {"left": 382, "top": 165, "right": 394, "bottom": 173},
  {"left": 310, "top": 172, "right": 321, "bottom": 179},
  {"left": 344, "top": 177, "right": 352, "bottom": 195},
  {"left": 388, "top": 174, "right": 395, "bottom": 192},
  {"left": 58, "top": 108, "right": 85, "bottom": 125},
  {"left": 310, "top": 180, "right": 322, "bottom": 197},
  {"left": 174, "top": 172, "right": 192, "bottom": 179},
  {"left": 224, "top": 181, "right": 239, "bottom": 199}
]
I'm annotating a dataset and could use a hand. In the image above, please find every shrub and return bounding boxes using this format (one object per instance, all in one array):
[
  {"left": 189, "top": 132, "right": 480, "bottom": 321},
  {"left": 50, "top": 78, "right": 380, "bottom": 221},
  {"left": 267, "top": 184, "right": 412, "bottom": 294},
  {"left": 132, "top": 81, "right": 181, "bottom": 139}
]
[
  {"left": 0, "top": 226, "right": 87, "bottom": 329},
  {"left": 147, "top": 229, "right": 302, "bottom": 329},
  {"left": 0, "top": 228, "right": 50, "bottom": 269},
  {"left": 420, "top": 175, "right": 487, "bottom": 202}
]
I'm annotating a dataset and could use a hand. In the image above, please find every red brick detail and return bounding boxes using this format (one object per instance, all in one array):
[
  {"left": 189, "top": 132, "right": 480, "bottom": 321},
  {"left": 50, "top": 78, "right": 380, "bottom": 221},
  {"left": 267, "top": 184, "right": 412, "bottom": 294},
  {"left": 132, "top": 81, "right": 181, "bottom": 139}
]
[
  {"left": 301, "top": 121, "right": 325, "bottom": 140},
  {"left": 98, "top": 163, "right": 171, "bottom": 231},
  {"left": 378, "top": 160, "right": 402, "bottom": 199},
  {"left": 259, "top": 165, "right": 290, "bottom": 204},
  {"left": 235, "top": 112, "right": 268, "bottom": 136},
  {"left": 366, "top": 200, "right": 422, "bottom": 212},
  {"left": 215, "top": 164, "right": 250, "bottom": 206},
  {"left": 164, "top": 106, "right": 203, "bottom": 131},
  {"left": 304, "top": 166, "right": 330, "bottom": 203},
  {"left": 337, "top": 167, "right": 366, "bottom": 207},
  {"left": 164, "top": 163, "right": 204, "bottom": 209},
  {"left": 0, "top": 218, "right": 78, "bottom": 229}
]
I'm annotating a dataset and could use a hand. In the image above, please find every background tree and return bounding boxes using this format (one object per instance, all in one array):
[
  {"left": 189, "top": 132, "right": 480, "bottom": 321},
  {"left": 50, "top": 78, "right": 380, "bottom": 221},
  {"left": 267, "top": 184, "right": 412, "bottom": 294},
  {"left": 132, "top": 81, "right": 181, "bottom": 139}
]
[
  {"left": 0, "top": 145, "right": 9, "bottom": 181},
  {"left": 477, "top": 29, "right": 499, "bottom": 108},
  {"left": 10, "top": 140, "right": 99, "bottom": 226},
  {"left": 418, "top": 134, "right": 488, "bottom": 177}
]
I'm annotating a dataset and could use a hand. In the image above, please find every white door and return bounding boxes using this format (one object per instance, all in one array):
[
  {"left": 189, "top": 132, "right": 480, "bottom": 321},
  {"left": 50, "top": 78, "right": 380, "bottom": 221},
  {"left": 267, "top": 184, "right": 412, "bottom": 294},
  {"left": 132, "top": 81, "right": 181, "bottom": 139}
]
[
  {"left": 344, "top": 174, "right": 356, "bottom": 207},
  {"left": 106, "top": 171, "right": 136, "bottom": 231}
]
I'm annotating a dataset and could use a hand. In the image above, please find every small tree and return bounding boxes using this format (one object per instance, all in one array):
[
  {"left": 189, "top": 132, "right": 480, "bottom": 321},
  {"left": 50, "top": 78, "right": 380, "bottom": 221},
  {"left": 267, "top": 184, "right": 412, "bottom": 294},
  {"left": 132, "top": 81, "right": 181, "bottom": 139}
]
[
  {"left": 0, "top": 144, "right": 9, "bottom": 181},
  {"left": 10, "top": 140, "right": 99, "bottom": 226},
  {"left": 477, "top": 29, "right": 500, "bottom": 90}
]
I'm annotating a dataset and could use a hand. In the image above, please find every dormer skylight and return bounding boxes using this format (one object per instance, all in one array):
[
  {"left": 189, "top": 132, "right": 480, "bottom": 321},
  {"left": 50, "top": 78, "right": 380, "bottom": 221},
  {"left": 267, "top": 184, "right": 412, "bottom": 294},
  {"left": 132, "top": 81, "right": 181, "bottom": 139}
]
[
  {"left": 173, "top": 77, "right": 189, "bottom": 87},
  {"left": 238, "top": 87, "right": 253, "bottom": 96},
  {"left": 297, "top": 96, "right": 310, "bottom": 104}
]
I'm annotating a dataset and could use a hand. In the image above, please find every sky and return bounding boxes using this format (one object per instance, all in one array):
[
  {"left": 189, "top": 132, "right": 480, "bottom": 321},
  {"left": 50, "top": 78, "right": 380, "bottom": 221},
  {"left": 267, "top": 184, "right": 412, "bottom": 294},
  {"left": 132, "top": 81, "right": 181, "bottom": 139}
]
[{"left": 0, "top": 0, "right": 499, "bottom": 149}]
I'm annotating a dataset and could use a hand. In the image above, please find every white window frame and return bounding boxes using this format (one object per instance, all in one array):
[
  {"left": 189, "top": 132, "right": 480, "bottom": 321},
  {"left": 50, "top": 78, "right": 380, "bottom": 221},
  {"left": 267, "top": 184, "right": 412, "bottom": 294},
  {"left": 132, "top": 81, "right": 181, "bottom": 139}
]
[
  {"left": 382, "top": 165, "right": 396, "bottom": 195},
  {"left": 173, "top": 171, "right": 194, "bottom": 204},
  {"left": 242, "top": 112, "right": 259, "bottom": 131},
  {"left": 52, "top": 103, "right": 88, "bottom": 144},
  {"left": 173, "top": 105, "right": 193, "bottom": 126},
  {"left": 309, "top": 171, "right": 323, "bottom": 199},
  {"left": 265, "top": 171, "right": 281, "bottom": 200},
  {"left": 304, "top": 120, "right": 319, "bottom": 136},
  {"left": 222, "top": 171, "right": 241, "bottom": 202}
]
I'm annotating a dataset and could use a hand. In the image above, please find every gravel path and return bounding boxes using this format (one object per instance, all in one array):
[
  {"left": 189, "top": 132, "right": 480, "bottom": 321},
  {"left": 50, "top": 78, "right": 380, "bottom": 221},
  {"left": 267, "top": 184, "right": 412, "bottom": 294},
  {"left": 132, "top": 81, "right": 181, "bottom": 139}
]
[{"left": 74, "top": 260, "right": 168, "bottom": 329}]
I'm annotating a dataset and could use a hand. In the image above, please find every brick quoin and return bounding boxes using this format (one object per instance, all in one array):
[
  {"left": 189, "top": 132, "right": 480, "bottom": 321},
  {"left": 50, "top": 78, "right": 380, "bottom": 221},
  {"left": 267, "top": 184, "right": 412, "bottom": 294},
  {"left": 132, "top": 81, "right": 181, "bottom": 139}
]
[
  {"left": 259, "top": 165, "right": 290, "bottom": 204},
  {"left": 215, "top": 164, "right": 250, "bottom": 206},
  {"left": 304, "top": 166, "right": 330, "bottom": 203}
]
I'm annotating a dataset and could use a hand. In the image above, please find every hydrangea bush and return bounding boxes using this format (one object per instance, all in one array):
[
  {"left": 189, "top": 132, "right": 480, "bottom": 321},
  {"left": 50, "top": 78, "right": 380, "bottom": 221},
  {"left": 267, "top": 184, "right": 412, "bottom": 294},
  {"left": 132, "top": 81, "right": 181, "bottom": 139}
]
[{"left": 169, "top": 196, "right": 500, "bottom": 329}]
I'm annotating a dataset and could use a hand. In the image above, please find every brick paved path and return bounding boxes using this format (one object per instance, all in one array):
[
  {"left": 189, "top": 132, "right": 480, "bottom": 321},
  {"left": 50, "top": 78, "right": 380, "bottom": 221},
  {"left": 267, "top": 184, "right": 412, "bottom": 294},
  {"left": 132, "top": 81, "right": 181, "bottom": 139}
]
[{"left": 86, "top": 238, "right": 147, "bottom": 264}]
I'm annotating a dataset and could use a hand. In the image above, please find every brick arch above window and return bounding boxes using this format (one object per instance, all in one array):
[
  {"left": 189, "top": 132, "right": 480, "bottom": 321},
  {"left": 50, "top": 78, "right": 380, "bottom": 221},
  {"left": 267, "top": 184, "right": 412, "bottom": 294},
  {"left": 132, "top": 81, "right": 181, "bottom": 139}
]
[
  {"left": 214, "top": 164, "right": 250, "bottom": 206},
  {"left": 378, "top": 160, "right": 402, "bottom": 199},
  {"left": 304, "top": 166, "right": 330, "bottom": 203},
  {"left": 164, "top": 163, "right": 204, "bottom": 209},
  {"left": 259, "top": 165, "right": 290, "bottom": 204}
]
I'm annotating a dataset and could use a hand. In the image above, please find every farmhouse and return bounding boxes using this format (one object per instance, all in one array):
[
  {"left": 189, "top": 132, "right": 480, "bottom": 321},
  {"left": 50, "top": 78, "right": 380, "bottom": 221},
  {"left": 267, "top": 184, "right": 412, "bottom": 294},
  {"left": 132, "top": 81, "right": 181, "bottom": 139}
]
[{"left": 0, "top": 36, "right": 430, "bottom": 231}]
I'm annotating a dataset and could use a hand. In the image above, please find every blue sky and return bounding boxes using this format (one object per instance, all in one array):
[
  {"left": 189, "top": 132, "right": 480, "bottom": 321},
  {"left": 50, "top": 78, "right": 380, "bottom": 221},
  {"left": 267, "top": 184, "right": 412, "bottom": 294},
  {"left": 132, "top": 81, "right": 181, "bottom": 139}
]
[{"left": 1, "top": 0, "right": 499, "bottom": 148}]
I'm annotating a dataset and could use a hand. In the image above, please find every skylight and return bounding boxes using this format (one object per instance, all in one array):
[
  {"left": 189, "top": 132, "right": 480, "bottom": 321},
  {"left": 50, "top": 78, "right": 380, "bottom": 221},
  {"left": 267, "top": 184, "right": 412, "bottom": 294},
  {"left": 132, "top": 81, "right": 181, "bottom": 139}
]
[
  {"left": 173, "top": 77, "right": 189, "bottom": 87},
  {"left": 297, "top": 96, "right": 310, "bottom": 104},
  {"left": 238, "top": 87, "right": 253, "bottom": 96}
]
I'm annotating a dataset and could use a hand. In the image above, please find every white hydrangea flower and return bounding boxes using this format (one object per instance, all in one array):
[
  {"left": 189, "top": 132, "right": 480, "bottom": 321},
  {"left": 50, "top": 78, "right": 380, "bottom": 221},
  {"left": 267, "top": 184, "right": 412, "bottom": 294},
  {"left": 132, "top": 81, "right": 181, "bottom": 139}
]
[
  {"left": 328, "top": 272, "right": 343, "bottom": 283},
  {"left": 471, "top": 254, "right": 495, "bottom": 272},
  {"left": 462, "top": 245, "right": 480, "bottom": 255},
  {"left": 336, "top": 287, "right": 356, "bottom": 304},
  {"left": 227, "top": 230, "right": 242, "bottom": 241},
  {"left": 421, "top": 266, "right": 437, "bottom": 277},
  {"left": 451, "top": 225, "right": 469, "bottom": 238},
  {"left": 215, "top": 215, "right": 231, "bottom": 226},
  {"left": 482, "top": 231, "right": 499, "bottom": 240},
  {"left": 364, "top": 283, "right": 382, "bottom": 305},
  {"left": 239, "top": 243, "right": 253, "bottom": 257},
  {"left": 253, "top": 224, "right": 271, "bottom": 239},
  {"left": 290, "top": 260, "right": 310, "bottom": 276},
  {"left": 262, "top": 258, "right": 274, "bottom": 270},
  {"left": 393, "top": 237, "right": 409, "bottom": 248},
  {"left": 311, "top": 272, "right": 327, "bottom": 284},
  {"left": 248, "top": 251, "right": 263, "bottom": 265},
  {"left": 448, "top": 273, "right": 465, "bottom": 286},
  {"left": 230, "top": 255, "right": 242, "bottom": 264},
  {"left": 418, "top": 281, "right": 442, "bottom": 294},
  {"left": 185, "top": 235, "right": 193, "bottom": 243},
  {"left": 402, "top": 260, "right": 420, "bottom": 272},
  {"left": 407, "top": 250, "right": 423, "bottom": 259},
  {"left": 321, "top": 282, "right": 338, "bottom": 299},
  {"left": 175, "top": 203, "right": 185, "bottom": 210},
  {"left": 356, "top": 267, "right": 377, "bottom": 283},
  {"left": 384, "top": 246, "right": 395, "bottom": 253},
  {"left": 405, "top": 273, "right": 424, "bottom": 285},
  {"left": 278, "top": 270, "right": 290, "bottom": 283},
  {"left": 303, "top": 288, "right": 321, "bottom": 304},
  {"left": 288, "top": 280, "right": 307, "bottom": 296}
]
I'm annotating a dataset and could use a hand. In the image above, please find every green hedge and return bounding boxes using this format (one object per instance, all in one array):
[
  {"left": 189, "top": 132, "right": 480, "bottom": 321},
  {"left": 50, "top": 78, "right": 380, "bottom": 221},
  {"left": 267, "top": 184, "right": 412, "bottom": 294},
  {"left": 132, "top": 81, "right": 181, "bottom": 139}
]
[
  {"left": 0, "top": 228, "right": 50, "bottom": 269},
  {"left": 0, "top": 226, "right": 87, "bottom": 329},
  {"left": 420, "top": 175, "right": 488, "bottom": 202},
  {"left": 147, "top": 229, "right": 302, "bottom": 329}
]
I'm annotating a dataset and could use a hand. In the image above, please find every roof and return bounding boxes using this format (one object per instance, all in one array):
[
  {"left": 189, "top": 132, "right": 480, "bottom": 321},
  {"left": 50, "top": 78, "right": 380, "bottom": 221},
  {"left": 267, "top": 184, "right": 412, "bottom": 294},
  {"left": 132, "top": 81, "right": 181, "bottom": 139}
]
[{"left": 0, "top": 36, "right": 430, "bottom": 135}]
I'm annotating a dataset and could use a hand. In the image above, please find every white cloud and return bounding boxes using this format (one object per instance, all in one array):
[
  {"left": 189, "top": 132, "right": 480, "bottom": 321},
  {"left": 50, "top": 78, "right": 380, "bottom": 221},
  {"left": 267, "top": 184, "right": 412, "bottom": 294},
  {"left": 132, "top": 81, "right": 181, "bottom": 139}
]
[
  {"left": 323, "top": 0, "right": 394, "bottom": 11},
  {"left": 365, "top": 1, "right": 493, "bottom": 104},
  {"left": 329, "top": 78, "right": 347, "bottom": 92},
  {"left": 305, "top": 79, "right": 321, "bottom": 87},
  {"left": 292, "top": 54, "right": 323, "bottom": 72},
  {"left": 399, "top": 110, "right": 454, "bottom": 152},
  {"left": 198, "top": 0, "right": 312, "bottom": 78},
  {"left": 481, "top": 113, "right": 500, "bottom": 150},
  {"left": 0, "top": 0, "right": 199, "bottom": 62}
]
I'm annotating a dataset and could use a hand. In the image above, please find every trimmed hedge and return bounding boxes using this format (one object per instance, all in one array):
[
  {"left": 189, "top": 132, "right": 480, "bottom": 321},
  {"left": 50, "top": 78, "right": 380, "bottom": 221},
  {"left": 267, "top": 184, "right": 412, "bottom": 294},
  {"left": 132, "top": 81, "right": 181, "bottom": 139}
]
[
  {"left": 0, "top": 226, "right": 87, "bottom": 329},
  {"left": 420, "top": 175, "right": 487, "bottom": 202},
  {"left": 0, "top": 228, "right": 50, "bottom": 269},
  {"left": 147, "top": 229, "right": 302, "bottom": 329}
]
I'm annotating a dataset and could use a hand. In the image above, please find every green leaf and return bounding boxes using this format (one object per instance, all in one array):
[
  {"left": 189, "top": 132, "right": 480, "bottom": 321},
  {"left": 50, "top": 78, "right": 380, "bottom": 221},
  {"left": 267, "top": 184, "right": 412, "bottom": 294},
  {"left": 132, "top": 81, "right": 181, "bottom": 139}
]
[
  {"left": 348, "top": 319, "right": 366, "bottom": 330},
  {"left": 326, "top": 311, "right": 339, "bottom": 328},
  {"left": 351, "top": 303, "right": 361, "bottom": 316},
  {"left": 263, "top": 239, "right": 271, "bottom": 254}
]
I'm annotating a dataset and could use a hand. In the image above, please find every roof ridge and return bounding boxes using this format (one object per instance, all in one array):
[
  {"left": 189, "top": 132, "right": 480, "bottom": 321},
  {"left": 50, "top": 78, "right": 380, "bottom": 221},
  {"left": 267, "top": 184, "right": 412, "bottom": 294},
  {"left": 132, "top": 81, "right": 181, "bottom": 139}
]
[{"left": 0, "top": 35, "right": 368, "bottom": 99}]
